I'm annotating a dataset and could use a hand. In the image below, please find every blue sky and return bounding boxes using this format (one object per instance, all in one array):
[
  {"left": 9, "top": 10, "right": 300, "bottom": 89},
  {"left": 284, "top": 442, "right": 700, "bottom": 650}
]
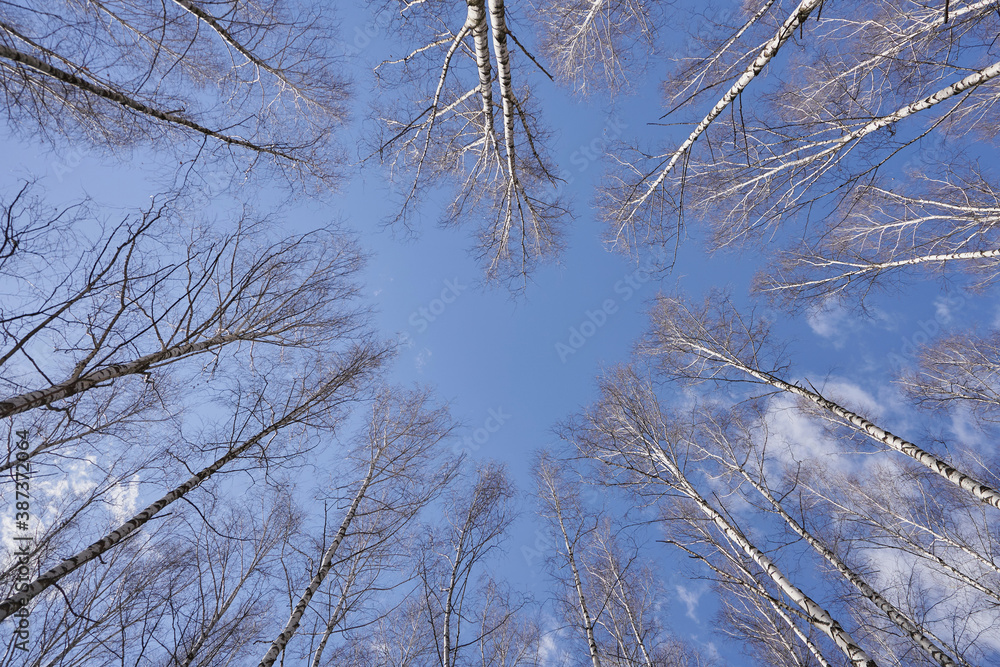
[{"left": 6, "top": 1, "right": 1000, "bottom": 662}]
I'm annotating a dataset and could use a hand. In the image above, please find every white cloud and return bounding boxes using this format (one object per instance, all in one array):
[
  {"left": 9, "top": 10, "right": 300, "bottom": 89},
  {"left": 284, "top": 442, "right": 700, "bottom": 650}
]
[
  {"left": 676, "top": 584, "right": 704, "bottom": 622},
  {"left": 762, "top": 379, "right": 887, "bottom": 473},
  {"left": 806, "top": 299, "right": 894, "bottom": 345},
  {"left": 806, "top": 301, "right": 850, "bottom": 342},
  {"left": 934, "top": 296, "right": 955, "bottom": 324},
  {"left": 764, "top": 397, "right": 852, "bottom": 471},
  {"left": 107, "top": 475, "right": 141, "bottom": 524},
  {"left": 538, "top": 617, "right": 572, "bottom": 666},
  {"left": 949, "top": 406, "right": 987, "bottom": 451},
  {"left": 537, "top": 633, "right": 562, "bottom": 665},
  {"left": 818, "top": 379, "right": 883, "bottom": 418},
  {"left": 414, "top": 347, "right": 432, "bottom": 372}
]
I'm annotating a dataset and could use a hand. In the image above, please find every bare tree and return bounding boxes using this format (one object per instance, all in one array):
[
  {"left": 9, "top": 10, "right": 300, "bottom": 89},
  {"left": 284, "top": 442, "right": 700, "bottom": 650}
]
[
  {"left": 900, "top": 329, "right": 1000, "bottom": 427},
  {"left": 529, "top": 0, "right": 658, "bottom": 95},
  {"left": 0, "top": 342, "right": 388, "bottom": 623},
  {"left": 585, "top": 521, "right": 671, "bottom": 667},
  {"left": 0, "top": 184, "right": 370, "bottom": 471},
  {"left": 696, "top": 404, "right": 962, "bottom": 666},
  {"left": 349, "top": 596, "right": 436, "bottom": 666},
  {"left": 566, "top": 366, "right": 878, "bottom": 666},
  {"left": 641, "top": 291, "right": 1000, "bottom": 510},
  {"left": 319, "top": 461, "right": 528, "bottom": 666},
  {"left": 417, "top": 462, "right": 518, "bottom": 667},
  {"left": 800, "top": 460, "right": 1000, "bottom": 664},
  {"left": 535, "top": 450, "right": 710, "bottom": 667},
  {"left": 598, "top": 0, "right": 1000, "bottom": 278},
  {"left": 534, "top": 450, "right": 604, "bottom": 666},
  {"left": 168, "top": 492, "right": 300, "bottom": 667},
  {"left": 0, "top": 0, "right": 348, "bottom": 179},
  {"left": 599, "top": 0, "right": 827, "bottom": 257},
  {"left": 257, "top": 386, "right": 458, "bottom": 666},
  {"left": 472, "top": 577, "right": 544, "bottom": 666},
  {"left": 370, "top": 0, "right": 568, "bottom": 285},
  {"left": 755, "top": 161, "right": 1000, "bottom": 307},
  {"left": 0, "top": 484, "right": 298, "bottom": 667},
  {"left": 717, "top": 576, "right": 835, "bottom": 667}
]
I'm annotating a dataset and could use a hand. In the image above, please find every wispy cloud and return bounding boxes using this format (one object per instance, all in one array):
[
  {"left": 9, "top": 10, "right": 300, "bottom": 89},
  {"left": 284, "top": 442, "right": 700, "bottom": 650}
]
[
  {"left": 806, "top": 300, "right": 852, "bottom": 343},
  {"left": 676, "top": 584, "right": 704, "bottom": 622}
]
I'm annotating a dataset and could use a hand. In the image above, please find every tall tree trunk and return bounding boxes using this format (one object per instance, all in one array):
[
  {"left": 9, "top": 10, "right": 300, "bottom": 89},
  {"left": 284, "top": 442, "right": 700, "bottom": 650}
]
[
  {"left": 735, "top": 464, "right": 957, "bottom": 666},
  {"left": 616, "top": 0, "right": 824, "bottom": 229},
  {"left": 0, "top": 332, "right": 246, "bottom": 419},
  {"left": 0, "top": 361, "right": 365, "bottom": 622},
  {"left": 466, "top": 0, "right": 495, "bottom": 140},
  {"left": 648, "top": 445, "right": 877, "bottom": 666},
  {"left": 685, "top": 336, "right": 1000, "bottom": 509},
  {"left": 0, "top": 40, "right": 296, "bottom": 159},
  {"left": 257, "top": 459, "right": 377, "bottom": 667},
  {"left": 554, "top": 508, "right": 603, "bottom": 667}
]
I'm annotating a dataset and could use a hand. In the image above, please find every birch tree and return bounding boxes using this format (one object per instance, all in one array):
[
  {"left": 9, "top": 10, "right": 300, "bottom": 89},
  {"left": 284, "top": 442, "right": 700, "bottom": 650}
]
[
  {"left": 472, "top": 578, "right": 544, "bottom": 666},
  {"left": 535, "top": 450, "right": 708, "bottom": 666},
  {"left": 371, "top": 0, "right": 568, "bottom": 284},
  {"left": 696, "top": 404, "right": 966, "bottom": 666},
  {"left": 716, "top": 580, "right": 835, "bottom": 667},
  {"left": 529, "top": 0, "right": 658, "bottom": 95},
  {"left": 800, "top": 460, "right": 1000, "bottom": 665},
  {"left": 755, "top": 162, "right": 1000, "bottom": 307},
  {"left": 0, "top": 185, "right": 370, "bottom": 470},
  {"left": 900, "top": 329, "right": 1000, "bottom": 427},
  {"left": 417, "top": 462, "right": 518, "bottom": 667},
  {"left": 599, "top": 0, "right": 829, "bottom": 257},
  {"left": 534, "top": 450, "right": 604, "bottom": 666},
  {"left": 258, "top": 386, "right": 458, "bottom": 666},
  {"left": 598, "top": 0, "right": 1000, "bottom": 272},
  {"left": 641, "top": 291, "right": 1000, "bottom": 511},
  {"left": 565, "top": 366, "right": 877, "bottom": 666},
  {"left": 0, "top": 341, "right": 388, "bottom": 623},
  {"left": 350, "top": 597, "right": 435, "bottom": 666},
  {"left": 165, "top": 492, "right": 300, "bottom": 667},
  {"left": 0, "top": 0, "right": 348, "bottom": 179},
  {"left": 585, "top": 521, "right": 671, "bottom": 666},
  {"left": 322, "top": 462, "right": 529, "bottom": 666},
  {"left": 0, "top": 486, "right": 298, "bottom": 667},
  {"left": 568, "top": 296, "right": 1000, "bottom": 662}
]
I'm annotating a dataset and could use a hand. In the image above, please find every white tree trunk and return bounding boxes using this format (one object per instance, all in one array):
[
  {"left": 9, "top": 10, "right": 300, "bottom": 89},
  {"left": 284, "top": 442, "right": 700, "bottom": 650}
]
[
  {"left": 673, "top": 332, "right": 1000, "bottom": 510},
  {"left": 257, "top": 459, "right": 376, "bottom": 667},
  {"left": 650, "top": 446, "right": 877, "bottom": 666},
  {"left": 466, "top": 0, "right": 495, "bottom": 140},
  {"left": 0, "top": 366, "right": 357, "bottom": 622},
  {"left": 0, "top": 332, "right": 245, "bottom": 418},
  {"left": 740, "top": 469, "right": 957, "bottom": 666},
  {"left": 616, "top": 0, "right": 824, "bottom": 231},
  {"left": 0, "top": 40, "right": 296, "bottom": 159},
  {"left": 0, "top": 419, "right": 278, "bottom": 622},
  {"left": 555, "top": 509, "right": 603, "bottom": 667}
]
